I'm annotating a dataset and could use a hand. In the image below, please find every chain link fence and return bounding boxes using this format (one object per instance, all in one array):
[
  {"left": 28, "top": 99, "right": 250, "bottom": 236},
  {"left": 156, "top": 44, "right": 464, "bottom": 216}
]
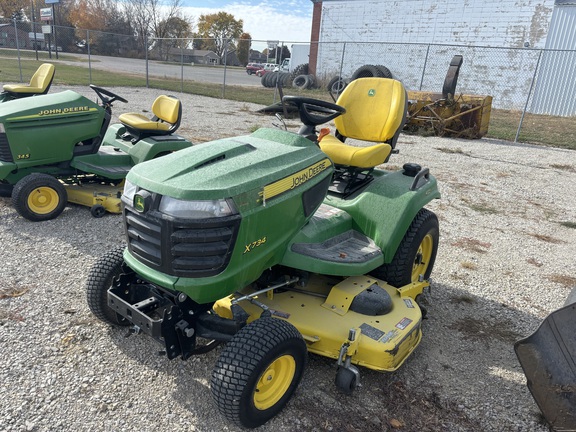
[{"left": 1, "top": 18, "right": 575, "bottom": 144}]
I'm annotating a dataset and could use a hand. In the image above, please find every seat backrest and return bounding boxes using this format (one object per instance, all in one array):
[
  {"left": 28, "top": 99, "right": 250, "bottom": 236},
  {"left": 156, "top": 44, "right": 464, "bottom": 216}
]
[
  {"left": 335, "top": 78, "right": 407, "bottom": 143},
  {"left": 29, "top": 63, "right": 55, "bottom": 94},
  {"left": 152, "top": 95, "right": 181, "bottom": 126}
]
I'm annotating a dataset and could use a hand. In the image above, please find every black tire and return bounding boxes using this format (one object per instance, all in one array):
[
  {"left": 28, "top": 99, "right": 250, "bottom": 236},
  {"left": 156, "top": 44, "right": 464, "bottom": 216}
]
[
  {"left": 281, "top": 72, "right": 292, "bottom": 87},
  {"left": 12, "top": 173, "right": 67, "bottom": 222},
  {"left": 292, "top": 74, "right": 307, "bottom": 89},
  {"left": 90, "top": 204, "right": 106, "bottom": 218},
  {"left": 211, "top": 317, "right": 307, "bottom": 428},
  {"left": 351, "top": 64, "right": 384, "bottom": 81},
  {"left": 260, "top": 73, "right": 268, "bottom": 87},
  {"left": 292, "top": 74, "right": 314, "bottom": 90},
  {"left": 370, "top": 208, "right": 439, "bottom": 287},
  {"left": 267, "top": 72, "right": 280, "bottom": 87},
  {"left": 327, "top": 76, "right": 348, "bottom": 94},
  {"left": 290, "top": 63, "right": 309, "bottom": 81},
  {"left": 335, "top": 367, "right": 359, "bottom": 395},
  {"left": 373, "top": 64, "right": 393, "bottom": 78},
  {"left": 306, "top": 74, "right": 317, "bottom": 89},
  {"left": 86, "top": 247, "right": 130, "bottom": 326}
]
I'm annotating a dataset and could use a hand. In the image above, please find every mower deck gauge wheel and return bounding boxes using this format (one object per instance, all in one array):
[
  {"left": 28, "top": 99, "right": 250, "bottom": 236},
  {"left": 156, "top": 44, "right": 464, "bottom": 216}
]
[
  {"left": 90, "top": 204, "right": 106, "bottom": 218},
  {"left": 335, "top": 365, "right": 360, "bottom": 394}
]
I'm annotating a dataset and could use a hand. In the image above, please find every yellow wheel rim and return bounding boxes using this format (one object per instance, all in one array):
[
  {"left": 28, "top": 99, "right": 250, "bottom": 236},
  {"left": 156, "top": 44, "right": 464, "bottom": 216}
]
[
  {"left": 412, "top": 233, "right": 434, "bottom": 282},
  {"left": 253, "top": 354, "right": 296, "bottom": 410},
  {"left": 27, "top": 187, "right": 59, "bottom": 215}
]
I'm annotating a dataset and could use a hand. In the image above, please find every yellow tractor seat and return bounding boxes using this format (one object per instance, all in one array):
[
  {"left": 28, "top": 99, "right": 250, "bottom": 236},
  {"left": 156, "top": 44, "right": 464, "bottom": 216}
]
[
  {"left": 119, "top": 95, "right": 182, "bottom": 140},
  {"left": 318, "top": 78, "right": 407, "bottom": 195},
  {"left": 319, "top": 77, "right": 407, "bottom": 169},
  {"left": 3, "top": 63, "right": 55, "bottom": 96},
  {"left": 319, "top": 138, "right": 392, "bottom": 168}
]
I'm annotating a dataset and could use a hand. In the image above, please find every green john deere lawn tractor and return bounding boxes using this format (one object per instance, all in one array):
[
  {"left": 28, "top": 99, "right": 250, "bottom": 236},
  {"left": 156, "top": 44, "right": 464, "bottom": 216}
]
[
  {"left": 0, "top": 84, "right": 192, "bottom": 221},
  {"left": 86, "top": 77, "right": 441, "bottom": 428}
]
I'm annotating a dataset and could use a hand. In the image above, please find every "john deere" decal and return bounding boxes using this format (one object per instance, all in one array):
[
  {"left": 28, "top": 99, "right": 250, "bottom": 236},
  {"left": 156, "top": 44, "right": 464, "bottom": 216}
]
[
  {"left": 261, "top": 158, "right": 331, "bottom": 203},
  {"left": 39, "top": 106, "right": 91, "bottom": 115}
]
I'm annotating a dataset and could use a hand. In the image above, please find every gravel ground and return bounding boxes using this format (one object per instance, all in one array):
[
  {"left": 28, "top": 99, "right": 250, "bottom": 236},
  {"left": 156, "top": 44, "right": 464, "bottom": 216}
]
[{"left": 1, "top": 85, "right": 575, "bottom": 432}]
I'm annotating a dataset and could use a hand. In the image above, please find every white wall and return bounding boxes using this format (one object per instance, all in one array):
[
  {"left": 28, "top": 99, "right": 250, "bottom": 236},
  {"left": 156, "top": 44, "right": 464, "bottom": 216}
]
[
  {"left": 315, "top": 0, "right": 566, "bottom": 112},
  {"left": 318, "top": 0, "right": 555, "bottom": 48}
]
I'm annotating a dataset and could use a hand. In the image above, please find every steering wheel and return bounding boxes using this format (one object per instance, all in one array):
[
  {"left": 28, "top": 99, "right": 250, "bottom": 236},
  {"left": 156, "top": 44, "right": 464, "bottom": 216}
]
[
  {"left": 89, "top": 84, "right": 128, "bottom": 105},
  {"left": 283, "top": 96, "right": 345, "bottom": 127}
]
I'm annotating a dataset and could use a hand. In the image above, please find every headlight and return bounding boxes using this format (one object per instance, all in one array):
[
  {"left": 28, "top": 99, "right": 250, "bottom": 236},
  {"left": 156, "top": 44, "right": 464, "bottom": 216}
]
[
  {"left": 122, "top": 179, "right": 137, "bottom": 201},
  {"left": 159, "top": 197, "right": 236, "bottom": 219}
]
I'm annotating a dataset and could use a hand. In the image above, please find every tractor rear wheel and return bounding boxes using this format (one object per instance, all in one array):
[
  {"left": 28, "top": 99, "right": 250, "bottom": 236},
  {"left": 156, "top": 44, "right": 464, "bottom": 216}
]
[
  {"left": 211, "top": 317, "right": 307, "bottom": 428},
  {"left": 12, "top": 173, "right": 67, "bottom": 221},
  {"left": 371, "top": 208, "right": 439, "bottom": 287},
  {"left": 86, "top": 247, "right": 130, "bottom": 326}
]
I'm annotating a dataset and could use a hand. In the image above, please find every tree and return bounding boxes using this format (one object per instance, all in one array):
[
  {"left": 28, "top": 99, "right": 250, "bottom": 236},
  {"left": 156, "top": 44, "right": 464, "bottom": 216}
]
[
  {"left": 154, "top": 15, "right": 193, "bottom": 60},
  {"left": 123, "top": 0, "right": 191, "bottom": 58},
  {"left": 0, "top": 0, "right": 27, "bottom": 20},
  {"left": 237, "top": 32, "right": 251, "bottom": 66},
  {"left": 196, "top": 12, "right": 243, "bottom": 60},
  {"left": 67, "top": 0, "right": 135, "bottom": 55}
]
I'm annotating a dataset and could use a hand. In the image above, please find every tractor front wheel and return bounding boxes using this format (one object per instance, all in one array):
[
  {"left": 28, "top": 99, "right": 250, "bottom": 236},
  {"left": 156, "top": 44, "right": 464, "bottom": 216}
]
[
  {"left": 211, "top": 317, "right": 307, "bottom": 428},
  {"left": 12, "top": 173, "right": 67, "bottom": 221},
  {"left": 86, "top": 247, "right": 130, "bottom": 326},
  {"left": 371, "top": 208, "right": 439, "bottom": 287}
]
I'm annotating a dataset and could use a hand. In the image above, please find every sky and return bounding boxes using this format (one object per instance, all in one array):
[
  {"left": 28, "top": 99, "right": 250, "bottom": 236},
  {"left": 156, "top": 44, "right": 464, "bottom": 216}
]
[{"left": 180, "top": 0, "right": 314, "bottom": 50}]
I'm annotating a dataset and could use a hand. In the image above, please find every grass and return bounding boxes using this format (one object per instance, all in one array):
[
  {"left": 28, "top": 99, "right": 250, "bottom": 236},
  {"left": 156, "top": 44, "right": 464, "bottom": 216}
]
[
  {"left": 1, "top": 55, "right": 575, "bottom": 149},
  {"left": 486, "top": 109, "right": 576, "bottom": 150}
]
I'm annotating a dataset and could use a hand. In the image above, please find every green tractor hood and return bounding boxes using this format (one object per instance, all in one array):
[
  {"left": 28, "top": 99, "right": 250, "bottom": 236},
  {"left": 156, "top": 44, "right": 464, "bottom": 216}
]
[
  {"left": 0, "top": 90, "right": 104, "bottom": 181},
  {"left": 127, "top": 128, "right": 332, "bottom": 203}
]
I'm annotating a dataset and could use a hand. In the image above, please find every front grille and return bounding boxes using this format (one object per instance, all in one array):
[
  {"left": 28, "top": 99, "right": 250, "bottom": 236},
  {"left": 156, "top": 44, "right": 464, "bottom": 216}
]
[
  {"left": 0, "top": 133, "right": 13, "bottom": 162},
  {"left": 124, "top": 206, "right": 241, "bottom": 278}
]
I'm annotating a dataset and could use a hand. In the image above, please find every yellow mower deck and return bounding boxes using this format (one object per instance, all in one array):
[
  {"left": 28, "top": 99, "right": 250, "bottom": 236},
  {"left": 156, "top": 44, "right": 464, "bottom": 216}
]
[
  {"left": 65, "top": 182, "right": 124, "bottom": 214},
  {"left": 214, "top": 275, "right": 428, "bottom": 372}
]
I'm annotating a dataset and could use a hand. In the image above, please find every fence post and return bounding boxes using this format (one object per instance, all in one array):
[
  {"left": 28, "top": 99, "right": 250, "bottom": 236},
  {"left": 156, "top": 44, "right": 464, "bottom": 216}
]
[
  {"left": 180, "top": 43, "right": 184, "bottom": 94},
  {"left": 87, "top": 30, "right": 92, "bottom": 84},
  {"left": 13, "top": 19, "right": 23, "bottom": 82},
  {"left": 515, "top": 49, "right": 543, "bottom": 143},
  {"left": 145, "top": 35, "right": 149, "bottom": 88},
  {"left": 222, "top": 38, "right": 228, "bottom": 98},
  {"left": 31, "top": 7, "right": 39, "bottom": 61},
  {"left": 339, "top": 41, "right": 346, "bottom": 81},
  {"left": 419, "top": 44, "right": 431, "bottom": 91}
]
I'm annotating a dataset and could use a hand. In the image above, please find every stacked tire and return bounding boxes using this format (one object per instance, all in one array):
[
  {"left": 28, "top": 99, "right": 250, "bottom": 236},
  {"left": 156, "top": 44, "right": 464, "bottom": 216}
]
[
  {"left": 350, "top": 64, "right": 393, "bottom": 80},
  {"left": 292, "top": 74, "right": 316, "bottom": 90},
  {"left": 260, "top": 72, "right": 292, "bottom": 88},
  {"left": 289, "top": 63, "right": 317, "bottom": 90},
  {"left": 326, "top": 76, "right": 348, "bottom": 95}
]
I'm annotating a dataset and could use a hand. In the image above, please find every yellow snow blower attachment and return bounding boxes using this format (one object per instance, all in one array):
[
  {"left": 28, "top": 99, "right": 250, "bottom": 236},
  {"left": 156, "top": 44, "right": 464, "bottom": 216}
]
[{"left": 404, "top": 55, "right": 493, "bottom": 139}]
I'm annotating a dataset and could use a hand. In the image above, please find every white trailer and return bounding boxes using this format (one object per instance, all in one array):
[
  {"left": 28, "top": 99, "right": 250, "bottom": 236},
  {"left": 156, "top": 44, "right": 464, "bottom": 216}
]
[{"left": 277, "top": 44, "right": 310, "bottom": 73}]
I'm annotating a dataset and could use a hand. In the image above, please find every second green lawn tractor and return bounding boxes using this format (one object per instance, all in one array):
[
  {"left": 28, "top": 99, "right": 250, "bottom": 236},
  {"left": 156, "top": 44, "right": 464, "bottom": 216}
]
[
  {"left": 86, "top": 78, "right": 441, "bottom": 428},
  {"left": 0, "top": 84, "right": 192, "bottom": 221}
]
